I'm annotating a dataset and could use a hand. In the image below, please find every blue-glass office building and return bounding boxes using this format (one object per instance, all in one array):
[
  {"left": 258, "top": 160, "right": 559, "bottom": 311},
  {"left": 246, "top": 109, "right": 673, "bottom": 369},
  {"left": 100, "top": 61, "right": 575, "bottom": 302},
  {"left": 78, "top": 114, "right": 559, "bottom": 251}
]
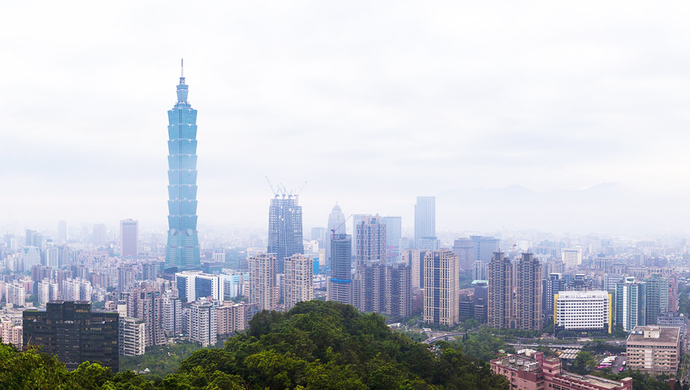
[{"left": 166, "top": 64, "right": 201, "bottom": 270}]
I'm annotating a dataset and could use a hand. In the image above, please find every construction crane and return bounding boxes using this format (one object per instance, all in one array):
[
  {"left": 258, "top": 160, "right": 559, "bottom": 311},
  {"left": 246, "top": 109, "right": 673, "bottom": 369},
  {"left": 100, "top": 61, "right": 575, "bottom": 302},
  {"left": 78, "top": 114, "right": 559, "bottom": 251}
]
[
  {"left": 265, "top": 177, "right": 307, "bottom": 199},
  {"left": 265, "top": 176, "right": 280, "bottom": 198},
  {"left": 331, "top": 214, "right": 353, "bottom": 240}
]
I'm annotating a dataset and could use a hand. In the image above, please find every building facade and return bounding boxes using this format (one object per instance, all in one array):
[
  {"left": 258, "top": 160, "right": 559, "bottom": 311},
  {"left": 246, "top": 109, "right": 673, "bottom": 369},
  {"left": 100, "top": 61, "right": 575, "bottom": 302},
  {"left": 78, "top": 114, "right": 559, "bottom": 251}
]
[
  {"left": 423, "top": 250, "right": 459, "bottom": 326},
  {"left": 616, "top": 277, "right": 646, "bottom": 332},
  {"left": 188, "top": 300, "right": 217, "bottom": 347},
  {"left": 327, "top": 234, "right": 352, "bottom": 305},
  {"left": 516, "top": 253, "right": 542, "bottom": 331},
  {"left": 248, "top": 253, "right": 278, "bottom": 311},
  {"left": 165, "top": 64, "right": 201, "bottom": 270},
  {"left": 488, "top": 252, "right": 514, "bottom": 329},
  {"left": 283, "top": 254, "right": 314, "bottom": 311},
  {"left": 119, "top": 317, "right": 146, "bottom": 356},
  {"left": 267, "top": 196, "right": 303, "bottom": 273},
  {"left": 23, "top": 301, "right": 119, "bottom": 372},
  {"left": 626, "top": 326, "right": 681, "bottom": 376},
  {"left": 644, "top": 274, "right": 669, "bottom": 325},
  {"left": 555, "top": 290, "right": 611, "bottom": 333}
]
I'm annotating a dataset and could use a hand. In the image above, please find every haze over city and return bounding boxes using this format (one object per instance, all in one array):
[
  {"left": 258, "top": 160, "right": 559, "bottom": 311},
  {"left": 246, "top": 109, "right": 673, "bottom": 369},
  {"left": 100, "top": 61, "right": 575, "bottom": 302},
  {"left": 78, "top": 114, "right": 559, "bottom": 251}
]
[{"left": 3, "top": 1, "right": 690, "bottom": 235}]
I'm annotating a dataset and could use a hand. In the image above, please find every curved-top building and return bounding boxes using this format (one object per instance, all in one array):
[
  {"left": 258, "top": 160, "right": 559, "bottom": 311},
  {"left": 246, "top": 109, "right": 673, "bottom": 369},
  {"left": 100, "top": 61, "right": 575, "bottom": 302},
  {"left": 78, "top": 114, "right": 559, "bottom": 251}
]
[{"left": 166, "top": 62, "right": 200, "bottom": 270}]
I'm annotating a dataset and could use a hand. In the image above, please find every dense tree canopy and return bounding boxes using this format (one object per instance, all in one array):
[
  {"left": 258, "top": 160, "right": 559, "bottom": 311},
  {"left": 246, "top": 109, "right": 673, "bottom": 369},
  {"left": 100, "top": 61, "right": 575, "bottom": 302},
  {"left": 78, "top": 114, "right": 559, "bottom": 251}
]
[{"left": 10, "top": 300, "right": 509, "bottom": 389}]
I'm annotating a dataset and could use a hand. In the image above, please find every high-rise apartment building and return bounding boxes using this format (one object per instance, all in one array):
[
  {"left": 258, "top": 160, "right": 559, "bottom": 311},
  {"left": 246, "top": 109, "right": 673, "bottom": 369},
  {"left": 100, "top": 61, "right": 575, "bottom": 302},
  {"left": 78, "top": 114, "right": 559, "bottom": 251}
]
[
  {"left": 216, "top": 302, "right": 258, "bottom": 336},
  {"left": 118, "top": 266, "right": 135, "bottom": 292},
  {"left": 327, "top": 234, "right": 352, "bottom": 305},
  {"left": 381, "top": 216, "right": 402, "bottom": 262},
  {"left": 326, "top": 203, "right": 346, "bottom": 268},
  {"left": 353, "top": 215, "right": 387, "bottom": 312},
  {"left": 119, "top": 317, "right": 146, "bottom": 356},
  {"left": 165, "top": 64, "right": 201, "bottom": 270},
  {"left": 423, "top": 250, "right": 459, "bottom": 326},
  {"left": 267, "top": 196, "right": 303, "bottom": 273},
  {"left": 644, "top": 274, "right": 669, "bottom": 325},
  {"left": 516, "top": 253, "right": 542, "bottom": 331},
  {"left": 23, "top": 301, "right": 119, "bottom": 372},
  {"left": 128, "top": 286, "right": 165, "bottom": 347},
  {"left": 283, "top": 254, "right": 313, "bottom": 311},
  {"left": 488, "top": 252, "right": 514, "bottom": 329},
  {"left": 6, "top": 282, "right": 25, "bottom": 307},
  {"left": 162, "top": 293, "right": 183, "bottom": 337},
  {"left": 386, "top": 263, "right": 412, "bottom": 321},
  {"left": 414, "top": 196, "right": 437, "bottom": 250},
  {"left": 120, "top": 219, "right": 138, "bottom": 258},
  {"left": 188, "top": 300, "right": 217, "bottom": 347},
  {"left": 616, "top": 277, "right": 646, "bottom": 332},
  {"left": 248, "top": 253, "right": 278, "bottom": 311}
]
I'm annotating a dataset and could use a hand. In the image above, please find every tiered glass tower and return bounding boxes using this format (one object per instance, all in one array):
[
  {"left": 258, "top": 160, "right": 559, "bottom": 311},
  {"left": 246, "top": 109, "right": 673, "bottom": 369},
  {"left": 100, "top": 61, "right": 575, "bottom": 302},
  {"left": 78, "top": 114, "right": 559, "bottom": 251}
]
[{"left": 165, "top": 61, "right": 200, "bottom": 270}]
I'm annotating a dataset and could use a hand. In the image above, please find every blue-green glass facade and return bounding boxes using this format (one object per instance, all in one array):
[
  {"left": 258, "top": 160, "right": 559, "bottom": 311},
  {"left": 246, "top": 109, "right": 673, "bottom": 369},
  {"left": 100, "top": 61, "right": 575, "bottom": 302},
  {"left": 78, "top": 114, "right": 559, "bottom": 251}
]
[{"left": 165, "top": 72, "right": 200, "bottom": 270}]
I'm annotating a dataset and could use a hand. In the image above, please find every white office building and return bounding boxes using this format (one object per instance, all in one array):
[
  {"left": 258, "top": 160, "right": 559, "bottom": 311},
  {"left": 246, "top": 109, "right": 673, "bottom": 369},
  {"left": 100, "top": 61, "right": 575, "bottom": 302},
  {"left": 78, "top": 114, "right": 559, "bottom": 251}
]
[{"left": 555, "top": 290, "right": 611, "bottom": 332}]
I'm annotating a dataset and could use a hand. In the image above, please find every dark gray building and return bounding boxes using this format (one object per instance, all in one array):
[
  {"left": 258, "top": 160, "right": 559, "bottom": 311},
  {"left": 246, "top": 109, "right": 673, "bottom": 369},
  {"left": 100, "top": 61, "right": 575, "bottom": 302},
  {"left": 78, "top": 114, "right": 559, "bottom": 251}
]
[{"left": 23, "top": 301, "right": 119, "bottom": 372}]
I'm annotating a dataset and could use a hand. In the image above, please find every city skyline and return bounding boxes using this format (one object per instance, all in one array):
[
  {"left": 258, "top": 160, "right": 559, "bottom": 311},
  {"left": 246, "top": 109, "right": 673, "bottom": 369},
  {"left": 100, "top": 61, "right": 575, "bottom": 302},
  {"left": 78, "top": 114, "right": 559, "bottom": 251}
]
[{"left": 4, "top": 2, "right": 690, "bottom": 235}]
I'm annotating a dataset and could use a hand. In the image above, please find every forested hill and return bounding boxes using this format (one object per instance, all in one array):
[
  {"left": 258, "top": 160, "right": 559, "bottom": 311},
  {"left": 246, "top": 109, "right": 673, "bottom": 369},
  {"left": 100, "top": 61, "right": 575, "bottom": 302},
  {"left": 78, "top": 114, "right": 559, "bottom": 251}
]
[{"left": 1, "top": 301, "right": 509, "bottom": 389}]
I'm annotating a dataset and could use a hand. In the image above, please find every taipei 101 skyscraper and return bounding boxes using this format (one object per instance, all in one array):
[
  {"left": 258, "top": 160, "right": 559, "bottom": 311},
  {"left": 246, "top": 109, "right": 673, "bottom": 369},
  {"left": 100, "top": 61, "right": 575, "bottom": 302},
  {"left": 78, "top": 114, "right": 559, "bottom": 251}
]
[{"left": 165, "top": 60, "right": 201, "bottom": 270}]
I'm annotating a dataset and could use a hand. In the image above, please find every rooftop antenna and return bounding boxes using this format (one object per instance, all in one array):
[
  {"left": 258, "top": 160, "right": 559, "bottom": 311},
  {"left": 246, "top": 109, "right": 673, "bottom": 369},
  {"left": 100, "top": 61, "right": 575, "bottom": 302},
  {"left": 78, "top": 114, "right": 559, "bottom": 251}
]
[{"left": 181, "top": 58, "right": 184, "bottom": 77}]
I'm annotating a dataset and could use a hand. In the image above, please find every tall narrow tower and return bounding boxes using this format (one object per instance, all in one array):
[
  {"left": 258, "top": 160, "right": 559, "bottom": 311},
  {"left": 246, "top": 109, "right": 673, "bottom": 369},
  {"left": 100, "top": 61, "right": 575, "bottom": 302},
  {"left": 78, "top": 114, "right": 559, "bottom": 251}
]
[{"left": 166, "top": 60, "right": 201, "bottom": 270}]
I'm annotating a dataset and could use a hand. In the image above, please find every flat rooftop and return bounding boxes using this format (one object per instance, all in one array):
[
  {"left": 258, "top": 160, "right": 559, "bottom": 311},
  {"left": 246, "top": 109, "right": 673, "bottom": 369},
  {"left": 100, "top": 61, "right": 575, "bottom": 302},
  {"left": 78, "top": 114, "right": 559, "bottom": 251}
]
[{"left": 627, "top": 326, "right": 680, "bottom": 345}]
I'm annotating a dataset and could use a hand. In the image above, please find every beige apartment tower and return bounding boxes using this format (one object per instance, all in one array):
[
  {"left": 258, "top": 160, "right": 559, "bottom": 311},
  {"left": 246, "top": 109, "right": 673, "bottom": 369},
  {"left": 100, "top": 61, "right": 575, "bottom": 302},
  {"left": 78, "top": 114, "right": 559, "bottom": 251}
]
[
  {"left": 516, "top": 253, "right": 542, "bottom": 331},
  {"left": 488, "top": 251, "right": 514, "bottom": 329},
  {"left": 283, "top": 254, "right": 314, "bottom": 311},
  {"left": 626, "top": 326, "right": 681, "bottom": 376},
  {"left": 423, "top": 250, "right": 459, "bottom": 326},
  {"left": 248, "top": 253, "right": 278, "bottom": 311}
]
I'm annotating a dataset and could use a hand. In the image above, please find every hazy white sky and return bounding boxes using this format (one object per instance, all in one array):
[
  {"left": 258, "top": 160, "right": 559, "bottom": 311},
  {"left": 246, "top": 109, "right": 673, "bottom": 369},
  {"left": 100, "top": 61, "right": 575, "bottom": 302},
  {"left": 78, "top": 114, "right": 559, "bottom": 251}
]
[{"left": 2, "top": 1, "right": 690, "bottom": 233}]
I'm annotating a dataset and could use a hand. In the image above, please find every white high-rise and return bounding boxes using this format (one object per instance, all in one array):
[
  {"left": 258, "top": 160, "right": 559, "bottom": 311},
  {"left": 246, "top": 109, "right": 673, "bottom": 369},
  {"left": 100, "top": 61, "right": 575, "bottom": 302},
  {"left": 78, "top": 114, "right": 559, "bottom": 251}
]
[{"left": 555, "top": 290, "right": 611, "bottom": 332}]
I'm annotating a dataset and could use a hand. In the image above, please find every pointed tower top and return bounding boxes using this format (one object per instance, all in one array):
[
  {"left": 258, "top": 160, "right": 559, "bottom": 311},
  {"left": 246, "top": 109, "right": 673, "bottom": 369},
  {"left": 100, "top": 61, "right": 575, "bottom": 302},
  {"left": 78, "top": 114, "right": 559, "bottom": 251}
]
[{"left": 179, "top": 58, "right": 186, "bottom": 85}]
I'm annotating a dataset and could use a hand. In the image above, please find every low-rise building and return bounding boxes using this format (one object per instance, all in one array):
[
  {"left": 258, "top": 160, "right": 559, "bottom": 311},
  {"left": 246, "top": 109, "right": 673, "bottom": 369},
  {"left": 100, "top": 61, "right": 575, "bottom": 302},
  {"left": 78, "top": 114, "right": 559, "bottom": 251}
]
[
  {"left": 626, "top": 326, "right": 681, "bottom": 376},
  {"left": 491, "top": 351, "right": 632, "bottom": 390}
]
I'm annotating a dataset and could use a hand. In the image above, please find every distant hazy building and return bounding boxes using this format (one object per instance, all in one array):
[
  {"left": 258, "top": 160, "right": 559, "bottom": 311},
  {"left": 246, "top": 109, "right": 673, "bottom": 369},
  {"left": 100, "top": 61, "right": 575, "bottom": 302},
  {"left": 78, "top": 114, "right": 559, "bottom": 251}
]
[
  {"left": 216, "top": 302, "right": 257, "bottom": 336},
  {"left": 92, "top": 224, "right": 107, "bottom": 247},
  {"left": 423, "top": 250, "right": 459, "bottom": 326},
  {"left": 120, "top": 219, "right": 138, "bottom": 258},
  {"left": 470, "top": 236, "right": 500, "bottom": 264},
  {"left": 118, "top": 266, "right": 135, "bottom": 293},
  {"left": 326, "top": 203, "right": 346, "bottom": 269},
  {"left": 267, "top": 196, "right": 303, "bottom": 273},
  {"left": 58, "top": 221, "right": 67, "bottom": 244},
  {"left": 488, "top": 252, "right": 514, "bottom": 329},
  {"left": 283, "top": 254, "right": 313, "bottom": 311},
  {"left": 452, "top": 238, "right": 474, "bottom": 271},
  {"left": 386, "top": 263, "right": 412, "bottom": 320},
  {"left": 327, "top": 234, "right": 352, "bottom": 305},
  {"left": 248, "top": 253, "right": 278, "bottom": 311},
  {"left": 414, "top": 196, "right": 437, "bottom": 250},
  {"left": 162, "top": 294, "right": 183, "bottom": 336},
  {"left": 23, "top": 301, "right": 119, "bottom": 372},
  {"left": 401, "top": 249, "right": 427, "bottom": 289},
  {"left": 381, "top": 216, "right": 402, "bottom": 262},
  {"left": 516, "top": 253, "right": 542, "bottom": 331},
  {"left": 555, "top": 291, "right": 611, "bottom": 333},
  {"left": 561, "top": 248, "right": 582, "bottom": 268},
  {"left": 5, "top": 282, "right": 25, "bottom": 307}
]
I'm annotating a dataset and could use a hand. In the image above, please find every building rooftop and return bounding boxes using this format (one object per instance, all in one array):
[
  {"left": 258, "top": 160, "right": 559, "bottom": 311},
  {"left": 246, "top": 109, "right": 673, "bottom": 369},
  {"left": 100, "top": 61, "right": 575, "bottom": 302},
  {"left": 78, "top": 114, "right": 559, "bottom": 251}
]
[
  {"left": 559, "top": 371, "right": 630, "bottom": 390},
  {"left": 627, "top": 326, "right": 680, "bottom": 345}
]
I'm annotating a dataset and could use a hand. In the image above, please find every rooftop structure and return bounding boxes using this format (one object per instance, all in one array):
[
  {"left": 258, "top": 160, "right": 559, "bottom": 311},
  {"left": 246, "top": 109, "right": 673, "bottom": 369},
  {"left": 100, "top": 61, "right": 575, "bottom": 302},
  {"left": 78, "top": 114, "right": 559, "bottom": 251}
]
[{"left": 491, "top": 352, "right": 632, "bottom": 390}]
